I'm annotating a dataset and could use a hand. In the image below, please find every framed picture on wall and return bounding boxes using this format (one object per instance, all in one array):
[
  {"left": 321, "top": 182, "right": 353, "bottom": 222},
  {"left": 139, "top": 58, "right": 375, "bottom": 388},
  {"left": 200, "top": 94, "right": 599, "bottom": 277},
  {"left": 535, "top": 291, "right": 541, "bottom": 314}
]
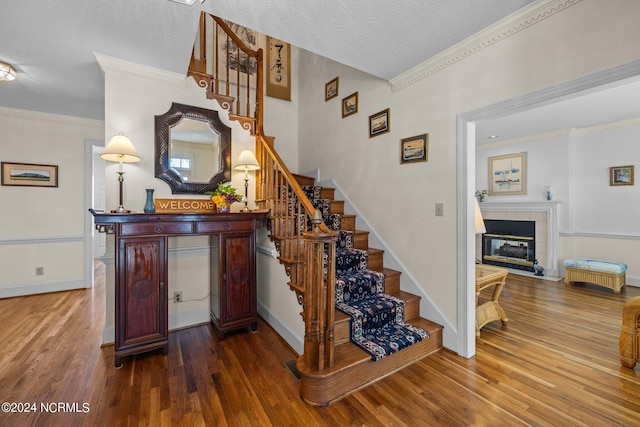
[
  {"left": 342, "top": 92, "right": 358, "bottom": 118},
  {"left": 610, "top": 165, "right": 634, "bottom": 186},
  {"left": 487, "top": 152, "right": 527, "bottom": 195},
  {"left": 266, "top": 36, "right": 291, "bottom": 101},
  {"left": 1, "top": 162, "right": 58, "bottom": 188},
  {"left": 325, "top": 77, "right": 339, "bottom": 101},
  {"left": 369, "top": 108, "right": 390, "bottom": 138},
  {"left": 400, "top": 133, "right": 428, "bottom": 164}
]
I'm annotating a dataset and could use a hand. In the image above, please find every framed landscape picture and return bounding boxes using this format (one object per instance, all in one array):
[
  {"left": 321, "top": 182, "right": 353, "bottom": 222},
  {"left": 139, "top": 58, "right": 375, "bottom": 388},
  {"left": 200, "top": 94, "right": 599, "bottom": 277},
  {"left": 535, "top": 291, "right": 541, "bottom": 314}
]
[
  {"left": 369, "top": 108, "right": 390, "bottom": 138},
  {"left": 610, "top": 165, "right": 634, "bottom": 186},
  {"left": 487, "top": 152, "right": 526, "bottom": 195},
  {"left": 1, "top": 162, "right": 58, "bottom": 188},
  {"left": 400, "top": 134, "right": 428, "bottom": 164}
]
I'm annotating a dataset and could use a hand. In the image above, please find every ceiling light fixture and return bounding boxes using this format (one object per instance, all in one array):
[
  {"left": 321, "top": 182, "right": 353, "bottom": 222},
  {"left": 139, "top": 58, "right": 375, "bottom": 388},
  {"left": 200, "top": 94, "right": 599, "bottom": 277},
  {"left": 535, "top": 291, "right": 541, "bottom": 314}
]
[
  {"left": 168, "top": 0, "right": 204, "bottom": 5},
  {"left": 0, "top": 61, "right": 16, "bottom": 82}
]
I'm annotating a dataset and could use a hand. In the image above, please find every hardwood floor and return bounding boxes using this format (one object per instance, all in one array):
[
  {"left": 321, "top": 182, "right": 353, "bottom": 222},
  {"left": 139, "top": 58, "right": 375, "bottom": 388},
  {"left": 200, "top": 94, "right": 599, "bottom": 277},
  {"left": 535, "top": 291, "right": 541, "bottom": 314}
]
[{"left": 1, "top": 264, "right": 639, "bottom": 426}]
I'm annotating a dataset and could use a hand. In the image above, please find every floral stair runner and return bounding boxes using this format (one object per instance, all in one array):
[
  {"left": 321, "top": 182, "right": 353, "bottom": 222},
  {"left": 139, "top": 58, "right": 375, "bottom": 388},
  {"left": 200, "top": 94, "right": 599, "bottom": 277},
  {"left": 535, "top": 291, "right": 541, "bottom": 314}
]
[{"left": 299, "top": 186, "right": 429, "bottom": 361}]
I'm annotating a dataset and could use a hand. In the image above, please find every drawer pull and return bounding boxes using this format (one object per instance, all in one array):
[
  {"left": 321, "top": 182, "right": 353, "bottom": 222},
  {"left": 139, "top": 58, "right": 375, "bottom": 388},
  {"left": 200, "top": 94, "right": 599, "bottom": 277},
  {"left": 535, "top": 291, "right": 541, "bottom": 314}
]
[{"left": 154, "top": 225, "right": 163, "bottom": 233}]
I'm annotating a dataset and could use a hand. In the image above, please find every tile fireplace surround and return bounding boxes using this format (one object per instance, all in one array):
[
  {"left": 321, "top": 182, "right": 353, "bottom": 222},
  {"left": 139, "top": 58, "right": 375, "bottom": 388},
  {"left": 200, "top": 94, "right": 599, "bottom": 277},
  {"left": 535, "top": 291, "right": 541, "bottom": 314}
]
[{"left": 477, "top": 202, "right": 560, "bottom": 277}]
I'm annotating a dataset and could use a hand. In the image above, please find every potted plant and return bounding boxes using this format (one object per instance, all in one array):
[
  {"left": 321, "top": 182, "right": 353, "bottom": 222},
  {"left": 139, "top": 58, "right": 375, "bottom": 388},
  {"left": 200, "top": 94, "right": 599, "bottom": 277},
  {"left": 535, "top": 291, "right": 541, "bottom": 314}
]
[{"left": 207, "top": 183, "right": 243, "bottom": 213}]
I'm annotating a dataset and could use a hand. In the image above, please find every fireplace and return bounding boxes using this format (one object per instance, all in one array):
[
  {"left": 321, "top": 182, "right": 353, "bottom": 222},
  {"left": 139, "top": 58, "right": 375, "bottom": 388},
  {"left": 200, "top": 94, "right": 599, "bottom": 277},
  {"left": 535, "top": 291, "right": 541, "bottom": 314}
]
[{"left": 482, "top": 219, "right": 535, "bottom": 272}]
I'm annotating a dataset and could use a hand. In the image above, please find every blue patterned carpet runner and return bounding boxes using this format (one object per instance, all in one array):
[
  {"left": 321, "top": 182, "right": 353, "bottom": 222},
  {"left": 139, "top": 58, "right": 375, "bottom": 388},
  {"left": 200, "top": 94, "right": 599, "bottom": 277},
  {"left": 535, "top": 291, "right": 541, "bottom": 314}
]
[{"left": 299, "top": 186, "right": 429, "bottom": 361}]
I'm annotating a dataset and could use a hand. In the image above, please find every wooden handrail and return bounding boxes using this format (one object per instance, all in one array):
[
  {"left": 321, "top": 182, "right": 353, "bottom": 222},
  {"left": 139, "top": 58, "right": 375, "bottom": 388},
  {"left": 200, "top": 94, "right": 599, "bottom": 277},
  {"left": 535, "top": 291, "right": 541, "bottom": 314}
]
[{"left": 189, "top": 12, "right": 337, "bottom": 371}]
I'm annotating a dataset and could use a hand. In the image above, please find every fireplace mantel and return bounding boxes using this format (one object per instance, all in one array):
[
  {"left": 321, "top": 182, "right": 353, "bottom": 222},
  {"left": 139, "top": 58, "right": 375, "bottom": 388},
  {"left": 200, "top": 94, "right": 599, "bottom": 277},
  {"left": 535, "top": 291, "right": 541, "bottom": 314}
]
[{"left": 478, "top": 201, "right": 560, "bottom": 276}]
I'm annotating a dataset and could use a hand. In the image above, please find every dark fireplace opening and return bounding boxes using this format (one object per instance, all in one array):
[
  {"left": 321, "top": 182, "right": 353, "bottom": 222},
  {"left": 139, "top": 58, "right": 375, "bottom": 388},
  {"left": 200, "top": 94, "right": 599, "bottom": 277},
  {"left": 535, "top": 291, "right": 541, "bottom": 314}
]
[{"left": 482, "top": 219, "right": 535, "bottom": 272}]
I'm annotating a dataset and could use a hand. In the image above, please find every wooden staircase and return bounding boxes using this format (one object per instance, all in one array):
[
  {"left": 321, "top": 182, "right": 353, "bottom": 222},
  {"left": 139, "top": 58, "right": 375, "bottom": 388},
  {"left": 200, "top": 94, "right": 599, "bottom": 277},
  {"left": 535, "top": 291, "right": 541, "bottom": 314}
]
[
  {"left": 188, "top": 12, "right": 442, "bottom": 406},
  {"left": 289, "top": 174, "right": 443, "bottom": 406}
]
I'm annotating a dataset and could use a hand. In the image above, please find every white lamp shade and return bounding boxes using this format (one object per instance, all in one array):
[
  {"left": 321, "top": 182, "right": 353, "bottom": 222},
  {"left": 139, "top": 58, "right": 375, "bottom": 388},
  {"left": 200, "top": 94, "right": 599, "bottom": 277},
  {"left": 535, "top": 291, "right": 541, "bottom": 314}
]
[
  {"left": 234, "top": 149, "right": 260, "bottom": 171},
  {"left": 101, "top": 134, "right": 141, "bottom": 163},
  {"left": 474, "top": 199, "right": 486, "bottom": 234},
  {"left": 0, "top": 62, "right": 16, "bottom": 82}
]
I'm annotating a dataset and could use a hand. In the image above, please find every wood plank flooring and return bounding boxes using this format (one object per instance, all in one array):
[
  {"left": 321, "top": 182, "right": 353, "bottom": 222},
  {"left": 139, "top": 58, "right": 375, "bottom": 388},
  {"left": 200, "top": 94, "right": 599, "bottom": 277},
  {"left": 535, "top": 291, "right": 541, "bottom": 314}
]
[{"left": 0, "top": 263, "right": 639, "bottom": 426}]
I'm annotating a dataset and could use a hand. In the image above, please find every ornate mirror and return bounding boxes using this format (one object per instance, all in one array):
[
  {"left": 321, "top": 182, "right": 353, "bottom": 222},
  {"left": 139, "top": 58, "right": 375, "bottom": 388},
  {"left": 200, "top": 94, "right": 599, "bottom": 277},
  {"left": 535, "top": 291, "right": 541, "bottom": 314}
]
[{"left": 155, "top": 103, "right": 231, "bottom": 194}]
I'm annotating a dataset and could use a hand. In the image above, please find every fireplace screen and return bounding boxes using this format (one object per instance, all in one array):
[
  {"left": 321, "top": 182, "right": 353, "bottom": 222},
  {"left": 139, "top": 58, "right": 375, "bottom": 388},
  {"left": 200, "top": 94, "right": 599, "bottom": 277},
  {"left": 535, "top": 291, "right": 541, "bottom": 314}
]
[
  {"left": 482, "top": 219, "right": 536, "bottom": 271},
  {"left": 483, "top": 236, "right": 534, "bottom": 268}
]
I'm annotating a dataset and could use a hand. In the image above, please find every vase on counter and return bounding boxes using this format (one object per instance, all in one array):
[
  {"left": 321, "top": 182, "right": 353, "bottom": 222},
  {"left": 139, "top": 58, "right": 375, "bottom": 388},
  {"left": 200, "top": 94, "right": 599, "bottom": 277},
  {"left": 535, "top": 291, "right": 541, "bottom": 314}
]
[
  {"left": 217, "top": 203, "right": 231, "bottom": 213},
  {"left": 144, "top": 189, "right": 156, "bottom": 213}
]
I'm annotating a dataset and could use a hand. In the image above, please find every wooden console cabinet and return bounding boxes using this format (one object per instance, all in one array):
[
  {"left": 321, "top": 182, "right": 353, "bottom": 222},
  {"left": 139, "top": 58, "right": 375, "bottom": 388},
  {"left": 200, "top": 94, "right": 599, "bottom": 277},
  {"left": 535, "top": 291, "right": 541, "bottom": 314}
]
[{"left": 91, "top": 209, "right": 269, "bottom": 367}]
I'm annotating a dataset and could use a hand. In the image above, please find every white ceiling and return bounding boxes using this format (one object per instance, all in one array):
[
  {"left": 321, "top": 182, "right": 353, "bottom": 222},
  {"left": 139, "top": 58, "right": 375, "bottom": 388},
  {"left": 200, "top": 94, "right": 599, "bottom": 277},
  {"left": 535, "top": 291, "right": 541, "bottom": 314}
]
[
  {"left": 1, "top": 0, "right": 638, "bottom": 143},
  {"left": 0, "top": 0, "right": 532, "bottom": 121}
]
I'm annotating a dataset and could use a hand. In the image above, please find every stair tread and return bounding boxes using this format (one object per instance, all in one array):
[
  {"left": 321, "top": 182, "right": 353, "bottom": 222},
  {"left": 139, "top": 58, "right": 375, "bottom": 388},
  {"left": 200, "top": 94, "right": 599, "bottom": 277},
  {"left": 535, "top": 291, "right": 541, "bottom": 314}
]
[{"left": 303, "top": 317, "right": 443, "bottom": 374}]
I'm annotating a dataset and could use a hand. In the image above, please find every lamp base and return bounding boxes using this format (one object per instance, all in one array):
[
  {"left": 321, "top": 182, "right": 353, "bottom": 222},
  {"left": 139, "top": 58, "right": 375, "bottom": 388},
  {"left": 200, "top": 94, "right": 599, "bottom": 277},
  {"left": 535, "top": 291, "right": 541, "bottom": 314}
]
[{"left": 111, "top": 207, "right": 132, "bottom": 214}]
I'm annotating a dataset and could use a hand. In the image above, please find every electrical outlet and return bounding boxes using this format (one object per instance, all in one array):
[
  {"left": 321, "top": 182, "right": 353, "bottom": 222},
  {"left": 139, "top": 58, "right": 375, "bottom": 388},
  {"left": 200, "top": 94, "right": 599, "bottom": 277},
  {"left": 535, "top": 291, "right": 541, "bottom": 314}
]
[
  {"left": 435, "top": 203, "right": 444, "bottom": 217},
  {"left": 36, "top": 267, "right": 44, "bottom": 276},
  {"left": 174, "top": 291, "right": 182, "bottom": 303}
]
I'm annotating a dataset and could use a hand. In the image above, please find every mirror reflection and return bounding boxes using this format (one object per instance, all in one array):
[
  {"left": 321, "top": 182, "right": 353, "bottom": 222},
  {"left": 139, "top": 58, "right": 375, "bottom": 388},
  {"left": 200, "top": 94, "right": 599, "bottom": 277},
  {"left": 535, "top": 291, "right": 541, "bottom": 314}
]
[
  {"left": 170, "top": 118, "right": 220, "bottom": 183},
  {"left": 155, "top": 102, "right": 231, "bottom": 194}
]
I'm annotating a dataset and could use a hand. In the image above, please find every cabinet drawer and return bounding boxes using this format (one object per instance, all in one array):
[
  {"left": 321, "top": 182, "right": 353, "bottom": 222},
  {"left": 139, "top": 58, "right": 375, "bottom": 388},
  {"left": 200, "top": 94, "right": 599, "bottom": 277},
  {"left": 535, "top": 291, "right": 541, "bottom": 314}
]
[
  {"left": 196, "top": 220, "right": 253, "bottom": 234},
  {"left": 120, "top": 222, "right": 194, "bottom": 236}
]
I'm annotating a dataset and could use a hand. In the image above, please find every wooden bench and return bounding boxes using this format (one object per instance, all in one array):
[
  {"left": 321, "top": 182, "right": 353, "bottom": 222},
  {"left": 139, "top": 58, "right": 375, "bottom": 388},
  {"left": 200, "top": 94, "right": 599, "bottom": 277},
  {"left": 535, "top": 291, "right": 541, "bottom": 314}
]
[{"left": 564, "top": 258, "right": 627, "bottom": 294}]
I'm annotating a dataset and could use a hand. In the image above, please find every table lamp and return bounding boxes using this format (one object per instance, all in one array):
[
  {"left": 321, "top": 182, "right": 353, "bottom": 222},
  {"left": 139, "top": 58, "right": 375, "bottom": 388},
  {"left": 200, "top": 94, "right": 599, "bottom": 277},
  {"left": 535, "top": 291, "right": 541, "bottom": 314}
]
[
  {"left": 101, "top": 133, "right": 140, "bottom": 213},
  {"left": 234, "top": 149, "right": 260, "bottom": 212},
  {"left": 474, "top": 199, "right": 486, "bottom": 234}
]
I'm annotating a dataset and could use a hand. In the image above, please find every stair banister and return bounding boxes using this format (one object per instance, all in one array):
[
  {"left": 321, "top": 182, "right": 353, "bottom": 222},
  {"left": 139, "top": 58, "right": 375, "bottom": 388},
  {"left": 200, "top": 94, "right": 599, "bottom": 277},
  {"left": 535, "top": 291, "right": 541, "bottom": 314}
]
[{"left": 189, "top": 12, "right": 338, "bottom": 372}]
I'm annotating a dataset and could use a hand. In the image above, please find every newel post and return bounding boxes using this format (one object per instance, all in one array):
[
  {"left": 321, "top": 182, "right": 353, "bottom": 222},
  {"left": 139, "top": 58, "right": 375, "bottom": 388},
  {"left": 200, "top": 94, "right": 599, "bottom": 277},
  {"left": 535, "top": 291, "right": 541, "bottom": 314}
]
[{"left": 302, "top": 212, "right": 337, "bottom": 371}]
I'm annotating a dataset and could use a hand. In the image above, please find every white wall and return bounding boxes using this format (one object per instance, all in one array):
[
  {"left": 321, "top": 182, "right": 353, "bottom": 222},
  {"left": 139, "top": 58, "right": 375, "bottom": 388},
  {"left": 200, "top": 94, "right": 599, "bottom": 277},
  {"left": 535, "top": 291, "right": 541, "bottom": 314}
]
[
  {"left": 295, "top": 0, "right": 640, "bottom": 352},
  {"left": 0, "top": 107, "right": 103, "bottom": 297}
]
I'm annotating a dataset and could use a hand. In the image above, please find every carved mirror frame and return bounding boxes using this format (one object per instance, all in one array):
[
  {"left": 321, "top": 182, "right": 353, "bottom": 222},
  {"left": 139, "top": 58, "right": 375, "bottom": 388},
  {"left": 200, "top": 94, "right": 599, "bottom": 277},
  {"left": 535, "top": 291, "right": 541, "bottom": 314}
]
[{"left": 155, "top": 102, "right": 231, "bottom": 194}]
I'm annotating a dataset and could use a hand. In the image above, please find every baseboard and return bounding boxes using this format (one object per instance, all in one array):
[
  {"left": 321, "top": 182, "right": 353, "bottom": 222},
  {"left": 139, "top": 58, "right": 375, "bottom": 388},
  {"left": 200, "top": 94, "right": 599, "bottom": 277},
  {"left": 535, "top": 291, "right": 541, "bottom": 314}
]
[
  {"left": 257, "top": 302, "right": 303, "bottom": 355},
  {"left": 0, "top": 279, "right": 88, "bottom": 299},
  {"left": 101, "top": 308, "right": 210, "bottom": 346}
]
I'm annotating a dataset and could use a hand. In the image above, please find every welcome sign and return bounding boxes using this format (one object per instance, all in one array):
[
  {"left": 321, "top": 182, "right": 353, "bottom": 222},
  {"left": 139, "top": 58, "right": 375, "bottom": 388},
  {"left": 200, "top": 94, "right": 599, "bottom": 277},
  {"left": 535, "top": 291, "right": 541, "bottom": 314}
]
[{"left": 154, "top": 198, "right": 216, "bottom": 213}]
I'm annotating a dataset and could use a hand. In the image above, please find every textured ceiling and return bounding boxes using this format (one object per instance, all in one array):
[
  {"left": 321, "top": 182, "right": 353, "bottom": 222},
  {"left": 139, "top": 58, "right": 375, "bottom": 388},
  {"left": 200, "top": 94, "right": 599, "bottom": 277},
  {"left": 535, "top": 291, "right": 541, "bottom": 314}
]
[{"left": 0, "top": 0, "right": 532, "bottom": 121}]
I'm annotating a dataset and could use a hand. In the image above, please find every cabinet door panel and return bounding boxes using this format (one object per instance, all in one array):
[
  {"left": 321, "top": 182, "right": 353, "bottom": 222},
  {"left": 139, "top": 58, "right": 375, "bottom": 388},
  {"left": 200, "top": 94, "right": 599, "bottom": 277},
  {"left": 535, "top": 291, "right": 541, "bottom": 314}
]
[
  {"left": 223, "top": 235, "right": 253, "bottom": 320},
  {"left": 120, "top": 237, "right": 167, "bottom": 347}
]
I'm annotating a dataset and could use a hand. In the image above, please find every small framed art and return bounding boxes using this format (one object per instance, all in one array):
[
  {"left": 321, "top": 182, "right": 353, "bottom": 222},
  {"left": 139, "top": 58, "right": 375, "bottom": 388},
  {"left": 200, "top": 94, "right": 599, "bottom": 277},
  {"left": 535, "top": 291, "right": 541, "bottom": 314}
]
[
  {"left": 487, "top": 152, "right": 527, "bottom": 196},
  {"left": 325, "top": 77, "right": 339, "bottom": 101},
  {"left": 1, "top": 162, "right": 59, "bottom": 188},
  {"left": 369, "top": 108, "right": 390, "bottom": 138},
  {"left": 342, "top": 92, "right": 358, "bottom": 118},
  {"left": 400, "top": 134, "right": 428, "bottom": 164},
  {"left": 610, "top": 165, "right": 634, "bottom": 186}
]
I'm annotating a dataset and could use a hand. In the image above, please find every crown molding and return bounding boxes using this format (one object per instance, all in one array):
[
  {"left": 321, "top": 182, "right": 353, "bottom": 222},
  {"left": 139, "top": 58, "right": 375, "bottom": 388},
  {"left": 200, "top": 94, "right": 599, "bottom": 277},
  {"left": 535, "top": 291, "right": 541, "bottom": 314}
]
[
  {"left": 390, "top": 0, "right": 583, "bottom": 92},
  {"left": 94, "top": 52, "right": 187, "bottom": 88},
  {"left": 576, "top": 116, "right": 640, "bottom": 135}
]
